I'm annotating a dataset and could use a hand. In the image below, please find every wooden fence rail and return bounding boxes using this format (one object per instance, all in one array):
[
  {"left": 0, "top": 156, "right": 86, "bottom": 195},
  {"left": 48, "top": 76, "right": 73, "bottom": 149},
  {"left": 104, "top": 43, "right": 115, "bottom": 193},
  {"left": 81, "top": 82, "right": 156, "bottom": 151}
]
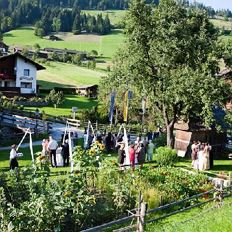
[
  {"left": 81, "top": 184, "right": 232, "bottom": 232},
  {"left": 0, "top": 112, "right": 52, "bottom": 134}
]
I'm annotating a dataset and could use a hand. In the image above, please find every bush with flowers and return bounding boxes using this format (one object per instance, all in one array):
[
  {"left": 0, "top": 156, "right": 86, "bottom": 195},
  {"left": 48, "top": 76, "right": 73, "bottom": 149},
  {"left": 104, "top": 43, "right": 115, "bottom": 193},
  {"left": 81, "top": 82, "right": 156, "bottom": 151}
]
[{"left": 35, "top": 152, "right": 50, "bottom": 173}]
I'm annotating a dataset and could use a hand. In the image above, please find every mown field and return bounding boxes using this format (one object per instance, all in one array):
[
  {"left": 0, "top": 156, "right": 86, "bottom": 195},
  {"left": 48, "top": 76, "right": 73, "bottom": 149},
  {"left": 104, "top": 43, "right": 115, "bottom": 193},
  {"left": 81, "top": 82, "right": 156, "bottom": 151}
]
[
  {"left": 4, "top": 27, "right": 125, "bottom": 60},
  {"left": 24, "top": 94, "right": 98, "bottom": 116},
  {"left": 37, "top": 61, "right": 105, "bottom": 89}
]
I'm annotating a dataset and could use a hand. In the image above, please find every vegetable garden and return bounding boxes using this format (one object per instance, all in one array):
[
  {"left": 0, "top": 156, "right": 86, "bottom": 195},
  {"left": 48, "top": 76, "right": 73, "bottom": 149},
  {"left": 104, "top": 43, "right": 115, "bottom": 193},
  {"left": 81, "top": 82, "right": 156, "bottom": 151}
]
[{"left": 0, "top": 145, "right": 213, "bottom": 231}]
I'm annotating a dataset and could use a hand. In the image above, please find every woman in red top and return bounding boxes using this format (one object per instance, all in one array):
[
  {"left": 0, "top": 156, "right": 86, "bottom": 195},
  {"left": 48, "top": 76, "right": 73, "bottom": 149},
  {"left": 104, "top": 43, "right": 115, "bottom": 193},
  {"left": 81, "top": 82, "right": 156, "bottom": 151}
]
[{"left": 129, "top": 144, "right": 135, "bottom": 171}]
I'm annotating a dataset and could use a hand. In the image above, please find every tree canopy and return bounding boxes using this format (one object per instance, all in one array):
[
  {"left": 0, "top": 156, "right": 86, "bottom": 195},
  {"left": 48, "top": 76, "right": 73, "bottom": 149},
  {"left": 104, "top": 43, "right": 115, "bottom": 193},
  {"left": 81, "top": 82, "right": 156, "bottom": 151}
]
[{"left": 101, "top": 0, "right": 232, "bottom": 147}]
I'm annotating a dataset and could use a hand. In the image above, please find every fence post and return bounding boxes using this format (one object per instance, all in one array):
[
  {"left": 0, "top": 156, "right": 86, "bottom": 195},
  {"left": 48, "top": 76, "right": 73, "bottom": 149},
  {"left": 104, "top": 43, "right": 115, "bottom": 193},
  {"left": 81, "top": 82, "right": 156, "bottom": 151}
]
[
  {"left": 137, "top": 192, "right": 147, "bottom": 232},
  {"left": 137, "top": 192, "right": 142, "bottom": 232}
]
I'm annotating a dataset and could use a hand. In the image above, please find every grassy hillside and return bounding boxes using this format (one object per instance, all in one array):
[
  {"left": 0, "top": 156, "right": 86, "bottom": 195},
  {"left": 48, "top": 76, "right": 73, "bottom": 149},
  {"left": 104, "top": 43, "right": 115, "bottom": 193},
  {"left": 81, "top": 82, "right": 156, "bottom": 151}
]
[
  {"left": 4, "top": 27, "right": 125, "bottom": 60},
  {"left": 37, "top": 61, "right": 105, "bottom": 89},
  {"left": 82, "top": 10, "right": 127, "bottom": 26},
  {"left": 210, "top": 18, "right": 232, "bottom": 30}
]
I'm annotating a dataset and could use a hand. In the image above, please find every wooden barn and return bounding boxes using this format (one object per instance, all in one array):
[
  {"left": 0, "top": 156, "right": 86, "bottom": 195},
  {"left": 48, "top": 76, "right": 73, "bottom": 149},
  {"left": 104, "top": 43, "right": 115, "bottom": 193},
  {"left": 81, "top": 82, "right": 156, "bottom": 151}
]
[
  {"left": 174, "top": 121, "right": 227, "bottom": 158},
  {"left": 75, "top": 85, "right": 98, "bottom": 98}
]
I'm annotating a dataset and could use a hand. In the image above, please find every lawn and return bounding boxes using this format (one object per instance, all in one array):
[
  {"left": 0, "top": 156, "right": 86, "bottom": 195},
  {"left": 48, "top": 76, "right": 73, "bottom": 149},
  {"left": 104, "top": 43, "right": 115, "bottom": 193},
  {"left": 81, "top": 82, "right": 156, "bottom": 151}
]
[
  {"left": 177, "top": 158, "right": 232, "bottom": 175},
  {"left": 37, "top": 61, "right": 105, "bottom": 89},
  {"left": 24, "top": 95, "right": 98, "bottom": 116},
  {"left": 4, "top": 27, "right": 125, "bottom": 60},
  {"left": 146, "top": 197, "right": 232, "bottom": 232}
]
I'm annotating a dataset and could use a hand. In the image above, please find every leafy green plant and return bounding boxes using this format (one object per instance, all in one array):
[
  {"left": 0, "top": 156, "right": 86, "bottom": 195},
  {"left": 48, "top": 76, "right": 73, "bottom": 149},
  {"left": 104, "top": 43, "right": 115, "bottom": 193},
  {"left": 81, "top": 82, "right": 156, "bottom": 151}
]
[{"left": 155, "top": 146, "right": 178, "bottom": 166}]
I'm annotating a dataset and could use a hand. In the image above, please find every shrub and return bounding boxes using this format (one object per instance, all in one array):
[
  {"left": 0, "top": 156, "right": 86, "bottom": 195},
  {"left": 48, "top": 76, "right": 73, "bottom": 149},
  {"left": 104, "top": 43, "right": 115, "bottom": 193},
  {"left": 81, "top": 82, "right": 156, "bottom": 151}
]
[{"left": 155, "top": 146, "right": 178, "bottom": 166}]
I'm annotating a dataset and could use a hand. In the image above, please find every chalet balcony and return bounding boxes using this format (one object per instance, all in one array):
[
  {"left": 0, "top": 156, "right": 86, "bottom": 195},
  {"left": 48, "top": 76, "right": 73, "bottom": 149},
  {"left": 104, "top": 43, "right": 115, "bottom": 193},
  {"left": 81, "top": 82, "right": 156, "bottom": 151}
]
[
  {"left": 0, "top": 87, "right": 20, "bottom": 97},
  {"left": 0, "top": 73, "right": 15, "bottom": 80}
]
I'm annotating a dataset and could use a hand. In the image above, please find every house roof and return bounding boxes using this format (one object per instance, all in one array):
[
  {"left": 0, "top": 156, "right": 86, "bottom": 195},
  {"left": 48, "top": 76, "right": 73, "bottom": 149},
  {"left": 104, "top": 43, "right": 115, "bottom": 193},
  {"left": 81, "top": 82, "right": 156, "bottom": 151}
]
[
  {"left": 0, "top": 52, "right": 45, "bottom": 70},
  {"left": 76, "top": 84, "right": 98, "bottom": 89}
]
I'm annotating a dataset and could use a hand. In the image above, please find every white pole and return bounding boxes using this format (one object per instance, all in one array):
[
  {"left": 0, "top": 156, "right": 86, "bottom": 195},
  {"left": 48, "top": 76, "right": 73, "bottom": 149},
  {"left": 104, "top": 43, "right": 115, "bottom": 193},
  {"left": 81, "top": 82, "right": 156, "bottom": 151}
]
[
  {"left": 68, "top": 123, "right": 74, "bottom": 173},
  {"left": 16, "top": 128, "right": 30, "bottom": 151},
  {"left": 29, "top": 131, "right": 34, "bottom": 164},
  {"left": 85, "top": 121, "right": 90, "bottom": 147},
  {"left": 123, "top": 126, "right": 130, "bottom": 168}
]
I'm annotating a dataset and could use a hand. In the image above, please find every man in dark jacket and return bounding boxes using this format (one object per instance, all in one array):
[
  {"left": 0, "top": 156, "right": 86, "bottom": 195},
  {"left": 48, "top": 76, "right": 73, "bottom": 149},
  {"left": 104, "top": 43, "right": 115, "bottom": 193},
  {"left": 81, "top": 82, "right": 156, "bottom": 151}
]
[{"left": 62, "top": 139, "right": 70, "bottom": 167}]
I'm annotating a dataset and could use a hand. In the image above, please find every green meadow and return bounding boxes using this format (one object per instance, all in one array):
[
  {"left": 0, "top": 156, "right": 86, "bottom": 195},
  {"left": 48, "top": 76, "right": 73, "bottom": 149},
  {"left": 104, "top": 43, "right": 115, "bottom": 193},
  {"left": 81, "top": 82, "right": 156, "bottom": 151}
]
[
  {"left": 24, "top": 95, "right": 98, "bottom": 116},
  {"left": 37, "top": 61, "right": 105, "bottom": 89},
  {"left": 4, "top": 27, "right": 125, "bottom": 60}
]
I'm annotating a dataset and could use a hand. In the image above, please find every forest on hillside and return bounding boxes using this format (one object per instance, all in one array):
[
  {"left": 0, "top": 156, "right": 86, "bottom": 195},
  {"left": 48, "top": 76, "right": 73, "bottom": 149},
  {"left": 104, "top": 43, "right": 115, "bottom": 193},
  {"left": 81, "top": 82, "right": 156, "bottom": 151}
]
[{"left": 0, "top": 0, "right": 232, "bottom": 37}]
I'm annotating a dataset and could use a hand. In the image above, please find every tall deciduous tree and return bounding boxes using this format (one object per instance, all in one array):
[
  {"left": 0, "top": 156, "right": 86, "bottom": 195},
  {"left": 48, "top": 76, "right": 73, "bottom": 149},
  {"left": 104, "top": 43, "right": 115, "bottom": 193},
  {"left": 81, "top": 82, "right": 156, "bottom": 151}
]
[{"left": 106, "top": 0, "right": 231, "bottom": 147}]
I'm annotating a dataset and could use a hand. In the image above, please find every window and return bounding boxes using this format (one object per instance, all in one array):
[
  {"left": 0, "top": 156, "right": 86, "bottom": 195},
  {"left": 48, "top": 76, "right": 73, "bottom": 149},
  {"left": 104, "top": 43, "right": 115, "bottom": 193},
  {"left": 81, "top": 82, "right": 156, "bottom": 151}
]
[
  {"left": 21, "top": 82, "right": 32, "bottom": 88},
  {"left": 24, "top": 69, "right": 30, "bottom": 76}
]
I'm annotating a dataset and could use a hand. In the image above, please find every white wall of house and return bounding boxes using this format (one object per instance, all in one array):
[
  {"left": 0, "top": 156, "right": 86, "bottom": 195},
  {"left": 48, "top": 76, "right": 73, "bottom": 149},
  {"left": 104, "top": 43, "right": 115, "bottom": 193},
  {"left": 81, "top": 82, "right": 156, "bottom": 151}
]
[
  {"left": 15, "top": 57, "right": 37, "bottom": 94},
  {"left": 0, "top": 80, "right": 16, "bottom": 87}
]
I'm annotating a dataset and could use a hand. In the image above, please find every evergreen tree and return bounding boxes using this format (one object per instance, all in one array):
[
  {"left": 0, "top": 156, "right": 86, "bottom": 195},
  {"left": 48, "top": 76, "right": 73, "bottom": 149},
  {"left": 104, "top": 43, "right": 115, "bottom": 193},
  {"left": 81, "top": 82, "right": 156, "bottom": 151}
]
[{"left": 72, "top": 14, "right": 81, "bottom": 34}]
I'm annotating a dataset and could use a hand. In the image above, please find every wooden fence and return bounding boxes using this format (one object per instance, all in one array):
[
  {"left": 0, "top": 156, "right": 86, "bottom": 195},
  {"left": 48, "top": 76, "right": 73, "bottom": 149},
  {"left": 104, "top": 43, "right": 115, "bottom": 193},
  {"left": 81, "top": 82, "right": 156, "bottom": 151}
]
[
  {"left": 0, "top": 111, "right": 52, "bottom": 134},
  {"left": 81, "top": 184, "right": 232, "bottom": 232}
]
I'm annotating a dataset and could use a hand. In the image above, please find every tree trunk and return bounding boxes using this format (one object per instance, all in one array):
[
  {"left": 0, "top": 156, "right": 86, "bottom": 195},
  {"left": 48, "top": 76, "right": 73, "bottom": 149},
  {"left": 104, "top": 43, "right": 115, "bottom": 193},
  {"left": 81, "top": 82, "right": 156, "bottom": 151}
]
[{"left": 166, "top": 124, "right": 175, "bottom": 148}]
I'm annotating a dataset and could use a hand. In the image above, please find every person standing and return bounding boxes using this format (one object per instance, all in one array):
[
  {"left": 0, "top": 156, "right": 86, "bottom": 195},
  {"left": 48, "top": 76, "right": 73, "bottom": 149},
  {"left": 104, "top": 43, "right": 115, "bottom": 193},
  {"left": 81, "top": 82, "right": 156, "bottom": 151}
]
[
  {"left": 41, "top": 139, "right": 49, "bottom": 156},
  {"left": 191, "top": 141, "right": 198, "bottom": 168},
  {"left": 129, "top": 144, "right": 136, "bottom": 171},
  {"left": 105, "top": 132, "right": 112, "bottom": 154},
  {"left": 61, "top": 139, "right": 70, "bottom": 167},
  {"left": 147, "top": 140, "right": 155, "bottom": 162},
  {"left": 118, "top": 143, "right": 126, "bottom": 170},
  {"left": 203, "top": 144, "right": 210, "bottom": 170},
  {"left": 48, "top": 136, "right": 58, "bottom": 167},
  {"left": 198, "top": 145, "right": 205, "bottom": 171},
  {"left": 9, "top": 144, "right": 19, "bottom": 170},
  {"left": 137, "top": 142, "right": 146, "bottom": 169}
]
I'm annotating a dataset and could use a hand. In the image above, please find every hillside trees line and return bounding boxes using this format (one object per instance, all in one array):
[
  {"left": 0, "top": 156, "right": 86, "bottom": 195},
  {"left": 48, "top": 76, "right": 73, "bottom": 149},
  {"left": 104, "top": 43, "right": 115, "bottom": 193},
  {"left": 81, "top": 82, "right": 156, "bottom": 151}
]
[
  {"left": 0, "top": 1, "right": 112, "bottom": 36},
  {"left": 35, "top": 8, "right": 111, "bottom": 36}
]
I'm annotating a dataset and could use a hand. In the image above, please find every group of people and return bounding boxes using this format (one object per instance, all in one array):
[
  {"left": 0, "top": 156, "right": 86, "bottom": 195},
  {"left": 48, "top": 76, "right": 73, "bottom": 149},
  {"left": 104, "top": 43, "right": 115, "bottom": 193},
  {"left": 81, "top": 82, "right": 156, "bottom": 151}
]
[
  {"left": 117, "top": 136, "right": 155, "bottom": 171},
  {"left": 9, "top": 127, "right": 158, "bottom": 171},
  {"left": 41, "top": 135, "right": 71, "bottom": 168},
  {"left": 83, "top": 129, "right": 156, "bottom": 171},
  {"left": 191, "top": 141, "right": 212, "bottom": 171}
]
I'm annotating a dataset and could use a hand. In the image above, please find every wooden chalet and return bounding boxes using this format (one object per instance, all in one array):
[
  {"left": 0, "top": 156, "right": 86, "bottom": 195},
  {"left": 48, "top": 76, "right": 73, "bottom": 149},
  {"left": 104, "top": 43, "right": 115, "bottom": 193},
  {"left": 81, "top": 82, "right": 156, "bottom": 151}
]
[
  {"left": 44, "top": 47, "right": 87, "bottom": 58},
  {"left": 0, "top": 52, "right": 45, "bottom": 97},
  {"left": 75, "top": 85, "right": 98, "bottom": 98},
  {"left": 49, "top": 35, "right": 62, "bottom": 41}
]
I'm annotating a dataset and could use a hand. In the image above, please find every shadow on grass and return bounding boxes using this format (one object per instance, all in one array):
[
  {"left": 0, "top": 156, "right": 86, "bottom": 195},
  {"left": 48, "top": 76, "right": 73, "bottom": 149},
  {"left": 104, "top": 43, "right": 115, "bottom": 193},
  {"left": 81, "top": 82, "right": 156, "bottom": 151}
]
[
  {"left": 38, "top": 80, "right": 75, "bottom": 89},
  {"left": 211, "top": 165, "right": 232, "bottom": 172},
  {"left": 4, "top": 33, "right": 14, "bottom": 38}
]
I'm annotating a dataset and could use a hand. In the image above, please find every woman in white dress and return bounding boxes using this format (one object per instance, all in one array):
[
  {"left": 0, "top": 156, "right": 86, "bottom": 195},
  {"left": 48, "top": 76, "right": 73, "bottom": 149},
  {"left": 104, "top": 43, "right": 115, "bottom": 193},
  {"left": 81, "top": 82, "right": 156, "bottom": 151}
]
[
  {"left": 203, "top": 145, "right": 210, "bottom": 170},
  {"left": 198, "top": 146, "right": 205, "bottom": 171}
]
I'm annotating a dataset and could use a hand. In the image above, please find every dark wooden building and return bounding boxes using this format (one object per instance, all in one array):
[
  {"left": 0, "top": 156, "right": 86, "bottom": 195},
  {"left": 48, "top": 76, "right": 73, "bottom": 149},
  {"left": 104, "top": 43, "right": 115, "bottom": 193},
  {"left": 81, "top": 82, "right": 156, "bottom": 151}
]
[
  {"left": 174, "top": 120, "right": 227, "bottom": 158},
  {"left": 75, "top": 85, "right": 98, "bottom": 98}
]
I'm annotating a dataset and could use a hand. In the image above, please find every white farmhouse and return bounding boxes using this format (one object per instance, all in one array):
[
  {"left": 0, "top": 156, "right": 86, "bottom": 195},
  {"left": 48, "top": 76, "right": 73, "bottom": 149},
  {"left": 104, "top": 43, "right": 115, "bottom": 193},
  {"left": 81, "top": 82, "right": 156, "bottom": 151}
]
[{"left": 0, "top": 52, "right": 45, "bottom": 96}]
